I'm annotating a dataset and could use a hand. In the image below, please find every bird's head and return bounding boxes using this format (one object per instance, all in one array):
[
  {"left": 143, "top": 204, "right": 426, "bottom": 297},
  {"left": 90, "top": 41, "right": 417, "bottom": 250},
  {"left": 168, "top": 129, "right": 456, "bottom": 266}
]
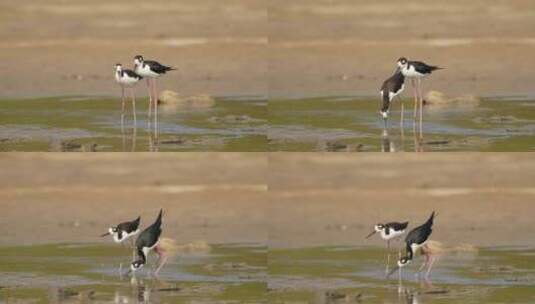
[
  {"left": 387, "top": 256, "right": 412, "bottom": 278},
  {"left": 365, "top": 223, "right": 385, "bottom": 239},
  {"left": 130, "top": 259, "right": 145, "bottom": 272},
  {"left": 133, "top": 55, "right": 144, "bottom": 65},
  {"left": 397, "top": 57, "right": 408, "bottom": 68},
  {"left": 398, "top": 256, "right": 411, "bottom": 267},
  {"left": 100, "top": 226, "right": 117, "bottom": 237}
]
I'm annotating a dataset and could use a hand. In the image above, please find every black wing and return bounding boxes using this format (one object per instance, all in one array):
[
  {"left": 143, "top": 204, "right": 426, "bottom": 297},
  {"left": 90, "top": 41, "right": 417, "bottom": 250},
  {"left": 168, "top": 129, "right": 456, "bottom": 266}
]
[
  {"left": 405, "top": 212, "right": 435, "bottom": 245},
  {"left": 123, "top": 69, "right": 143, "bottom": 80},
  {"left": 136, "top": 210, "right": 163, "bottom": 248},
  {"left": 386, "top": 221, "right": 409, "bottom": 231},
  {"left": 409, "top": 61, "right": 441, "bottom": 74},
  {"left": 117, "top": 216, "right": 140, "bottom": 233},
  {"left": 381, "top": 71, "right": 404, "bottom": 95},
  {"left": 380, "top": 71, "right": 404, "bottom": 112},
  {"left": 136, "top": 224, "right": 161, "bottom": 249},
  {"left": 145, "top": 60, "right": 175, "bottom": 74}
]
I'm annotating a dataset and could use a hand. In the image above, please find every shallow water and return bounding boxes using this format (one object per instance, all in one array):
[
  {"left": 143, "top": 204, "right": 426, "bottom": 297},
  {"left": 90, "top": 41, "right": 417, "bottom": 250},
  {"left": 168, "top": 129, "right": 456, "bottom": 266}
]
[
  {"left": 0, "top": 243, "right": 266, "bottom": 303},
  {"left": 269, "top": 97, "right": 535, "bottom": 152},
  {"left": 268, "top": 246, "right": 535, "bottom": 303},
  {"left": 0, "top": 96, "right": 267, "bottom": 152}
]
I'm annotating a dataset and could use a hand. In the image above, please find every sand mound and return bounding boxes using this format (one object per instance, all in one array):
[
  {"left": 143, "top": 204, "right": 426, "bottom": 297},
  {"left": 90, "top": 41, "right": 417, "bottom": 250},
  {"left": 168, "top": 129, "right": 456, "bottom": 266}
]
[
  {"left": 158, "top": 90, "right": 216, "bottom": 111},
  {"left": 176, "top": 240, "right": 211, "bottom": 254},
  {"left": 424, "top": 90, "right": 481, "bottom": 109}
]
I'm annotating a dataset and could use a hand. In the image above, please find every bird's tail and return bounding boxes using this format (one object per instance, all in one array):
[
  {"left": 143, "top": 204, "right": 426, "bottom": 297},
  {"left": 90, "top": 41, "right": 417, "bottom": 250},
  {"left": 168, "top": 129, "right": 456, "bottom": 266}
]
[
  {"left": 425, "top": 211, "right": 436, "bottom": 227},
  {"left": 155, "top": 209, "right": 163, "bottom": 226},
  {"left": 133, "top": 216, "right": 141, "bottom": 226}
]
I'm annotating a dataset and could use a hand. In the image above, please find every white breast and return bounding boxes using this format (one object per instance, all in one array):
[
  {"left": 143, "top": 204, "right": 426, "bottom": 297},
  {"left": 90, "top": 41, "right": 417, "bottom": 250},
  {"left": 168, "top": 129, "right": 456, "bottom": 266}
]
[
  {"left": 113, "top": 229, "right": 140, "bottom": 243},
  {"left": 380, "top": 229, "right": 406, "bottom": 241},
  {"left": 115, "top": 72, "right": 140, "bottom": 87},
  {"left": 135, "top": 64, "right": 160, "bottom": 78},
  {"left": 402, "top": 66, "right": 425, "bottom": 78}
]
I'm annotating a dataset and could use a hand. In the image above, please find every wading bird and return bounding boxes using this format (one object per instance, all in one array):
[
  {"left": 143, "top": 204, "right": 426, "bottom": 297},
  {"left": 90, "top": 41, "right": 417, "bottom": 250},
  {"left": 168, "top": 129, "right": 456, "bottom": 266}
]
[
  {"left": 128, "top": 209, "right": 171, "bottom": 276},
  {"left": 380, "top": 69, "right": 405, "bottom": 128},
  {"left": 388, "top": 212, "right": 436, "bottom": 285},
  {"left": 396, "top": 58, "right": 442, "bottom": 136},
  {"left": 366, "top": 221, "right": 409, "bottom": 274},
  {"left": 115, "top": 64, "right": 142, "bottom": 115},
  {"left": 101, "top": 216, "right": 141, "bottom": 245},
  {"left": 133, "top": 55, "right": 175, "bottom": 119},
  {"left": 101, "top": 216, "right": 141, "bottom": 271}
]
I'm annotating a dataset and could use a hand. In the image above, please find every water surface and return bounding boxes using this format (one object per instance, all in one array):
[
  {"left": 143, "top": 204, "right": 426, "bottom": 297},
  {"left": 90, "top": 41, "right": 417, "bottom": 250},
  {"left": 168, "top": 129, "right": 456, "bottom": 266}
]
[
  {"left": 269, "top": 97, "right": 535, "bottom": 152},
  {"left": 0, "top": 243, "right": 266, "bottom": 303}
]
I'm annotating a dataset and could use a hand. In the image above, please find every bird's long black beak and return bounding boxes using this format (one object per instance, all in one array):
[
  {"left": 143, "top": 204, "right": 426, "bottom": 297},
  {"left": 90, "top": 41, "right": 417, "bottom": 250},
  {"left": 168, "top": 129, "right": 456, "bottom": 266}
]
[
  {"left": 365, "top": 230, "right": 377, "bottom": 239},
  {"left": 387, "top": 266, "right": 399, "bottom": 278},
  {"left": 100, "top": 232, "right": 110, "bottom": 237}
]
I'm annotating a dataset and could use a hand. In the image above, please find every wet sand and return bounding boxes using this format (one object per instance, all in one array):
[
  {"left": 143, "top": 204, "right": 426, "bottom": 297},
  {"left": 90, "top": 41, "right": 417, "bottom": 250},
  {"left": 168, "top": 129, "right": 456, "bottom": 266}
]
[
  {"left": 268, "top": 153, "right": 535, "bottom": 248},
  {"left": 0, "top": 153, "right": 267, "bottom": 245},
  {"left": 0, "top": 0, "right": 266, "bottom": 98},
  {"left": 270, "top": 0, "right": 535, "bottom": 98}
]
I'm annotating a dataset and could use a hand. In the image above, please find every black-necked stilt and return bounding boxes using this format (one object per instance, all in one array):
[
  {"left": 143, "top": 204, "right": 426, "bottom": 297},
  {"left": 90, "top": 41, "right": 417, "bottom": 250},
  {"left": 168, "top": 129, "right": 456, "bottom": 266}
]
[
  {"left": 396, "top": 58, "right": 442, "bottom": 136},
  {"left": 129, "top": 209, "right": 168, "bottom": 276},
  {"left": 133, "top": 55, "right": 175, "bottom": 119},
  {"left": 115, "top": 64, "right": 142, "bottom": 115},
  {"left": 101, "top": 216, "right": 141, "bottom": 272},
  {"left": 380, "top": 69, "right": 405, "bottom": 128},
  {"left": 388, "top": 212, "right": 436, "bottom": 283},
  {"left": 100, "top": 216, "right": 141, "bottom": 244},
  {"left": 366, "top": 221, "right": 409, "bottom": 274}
]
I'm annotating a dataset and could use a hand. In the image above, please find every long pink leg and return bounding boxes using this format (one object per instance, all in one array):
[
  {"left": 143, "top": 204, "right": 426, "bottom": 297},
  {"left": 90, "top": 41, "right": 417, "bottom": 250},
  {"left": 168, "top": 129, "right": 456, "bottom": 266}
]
[
  {"left": 153, "top": 78, "right": 158, "bottom": 113},
  {"left": 121, "top": 86, "right": 126, "bottom": 113},
  {"left": 385, "top": 240, "right": 391, "bottom": 275},
  {"left": 153, "top": 245, "right": 168, "bottom": 275},
  {"left": 130, "top": 88, "right": 137, "bottom": 125},
  {"left": 155, "top": 254, "right": 168, "bottom": 275},
  {"left": 418, "top": 78, "right": 423, "bottom": 139},
  {"left": 412, "top": 79, "right": 418, "bottom": 119},
  {"left": 152, "top": 78, "right": 158, "bottom": 139},
  {"left": 425, "top": 256, "right": 436, "bottom": 279},
  {"left": 146, "top": 78, "right": 152, "bottom": 118},
  {"left": 419, "top": 253, "right": 429, "bottom": 273}
]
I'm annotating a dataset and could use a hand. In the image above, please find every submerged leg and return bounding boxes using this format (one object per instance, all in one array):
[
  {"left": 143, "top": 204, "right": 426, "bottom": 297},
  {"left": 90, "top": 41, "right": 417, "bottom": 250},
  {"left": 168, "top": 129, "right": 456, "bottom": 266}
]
[
  {"left": 153, "top": 245, "right": 168, "bottom": 275},
  {"left": 400, "top": 99, "right": 404, "bottom": 128},
  {"left": 412, "top": 79, "right": 418, "bottom": 120},
  {"left": 398, "top": 266, "right": 403, "bottom": 293},
  {"left": 121, "top": 86, "right": 126, "bottom": 114},
  {"left": 425, "top": 255, "right": 437, "bottom": 279},
  {"left": 385, "top": 240, "right": 391, "bottom": 275},
  {"left": 418, "top": 78, "right": 423, "bottom": 139},
  {"left": 130, "top": 88, "right": 137, "bottom": 125},
  {"left": 146, "top": 78, "right": 152, "bottom": 119},
  {"left": 153, "top": 79, "right": 158, "bottom": 118}
]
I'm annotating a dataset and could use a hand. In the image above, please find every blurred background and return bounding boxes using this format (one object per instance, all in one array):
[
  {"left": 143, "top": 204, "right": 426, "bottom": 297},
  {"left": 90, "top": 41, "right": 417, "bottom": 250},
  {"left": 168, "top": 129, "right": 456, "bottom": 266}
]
[
  {"left": 0, "top": 0, "right": 267, "bottom": 98},
  {"left": 0, "top": 153, "right": 266, "bottom": 245},
  {"left": 270, "top": 0, "right": 535, "bottom": 98}
]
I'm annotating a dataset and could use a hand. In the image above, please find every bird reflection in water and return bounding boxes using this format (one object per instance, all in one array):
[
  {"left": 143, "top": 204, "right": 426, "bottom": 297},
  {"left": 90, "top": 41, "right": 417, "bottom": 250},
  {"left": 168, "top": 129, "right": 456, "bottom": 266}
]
[{"left": 380, "top": 125, "right": 424, "bottom": 152}]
